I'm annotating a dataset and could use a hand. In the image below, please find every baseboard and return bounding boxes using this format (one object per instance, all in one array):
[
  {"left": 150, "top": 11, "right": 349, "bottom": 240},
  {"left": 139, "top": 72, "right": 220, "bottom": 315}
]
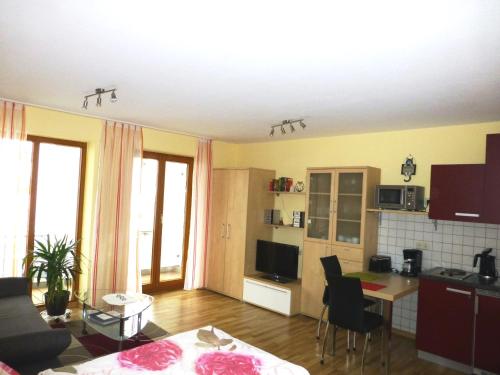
[{"left": 392, "top": 328, "right": 416, "bottom": 339}]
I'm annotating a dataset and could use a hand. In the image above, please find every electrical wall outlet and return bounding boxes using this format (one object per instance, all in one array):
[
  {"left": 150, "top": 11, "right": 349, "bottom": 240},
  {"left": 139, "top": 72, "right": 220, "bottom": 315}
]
[{"left": 415, "top": 241, "right": 428, "bottom": 250}]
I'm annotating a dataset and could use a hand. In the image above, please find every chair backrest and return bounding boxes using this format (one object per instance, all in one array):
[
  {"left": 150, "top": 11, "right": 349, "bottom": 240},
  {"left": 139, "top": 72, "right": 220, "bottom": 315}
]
[
  {"left": 326, "top": 275, "right": 365, "bottom": 332},
  {"left": 320, "top": 255, "right": 342, "bottom": 278}
]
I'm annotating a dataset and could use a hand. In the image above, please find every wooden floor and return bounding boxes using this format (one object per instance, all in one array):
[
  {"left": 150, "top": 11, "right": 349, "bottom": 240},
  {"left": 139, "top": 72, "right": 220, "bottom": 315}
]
[{"left": 149, "top": 289, "right": 460, "bottom": 375}]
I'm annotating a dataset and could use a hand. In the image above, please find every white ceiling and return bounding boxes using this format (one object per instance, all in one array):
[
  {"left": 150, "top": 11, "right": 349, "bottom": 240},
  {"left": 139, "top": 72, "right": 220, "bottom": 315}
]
[{"left": 1, "top": 1, "right": 500, "bottom": 142}]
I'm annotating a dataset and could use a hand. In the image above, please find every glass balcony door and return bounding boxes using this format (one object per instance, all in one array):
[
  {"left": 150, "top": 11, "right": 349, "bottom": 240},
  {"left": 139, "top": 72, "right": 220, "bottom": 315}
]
[
  {"left": 139, "top": 152, "right": 193, "bottom": 292},
  {"left": 26, "top": 137, "right": 86, "bottom": 305}
]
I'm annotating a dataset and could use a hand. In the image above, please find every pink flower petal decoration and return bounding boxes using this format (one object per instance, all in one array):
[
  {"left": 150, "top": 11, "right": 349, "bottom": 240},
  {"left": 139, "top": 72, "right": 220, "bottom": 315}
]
[
  {"left": 195, "top": 351, "right": 262, "bottom": 375},
  {"left": 118, "top": 340, "right": 182, "bottom": 371}
]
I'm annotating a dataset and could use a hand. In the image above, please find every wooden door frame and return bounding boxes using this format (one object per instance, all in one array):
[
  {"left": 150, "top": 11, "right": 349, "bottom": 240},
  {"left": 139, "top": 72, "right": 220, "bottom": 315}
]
[
  {"left": 25, "top": 135, "right": 87, "bottom": 301},
  {"left": 141, "top": 151, "right": 194, "bottom": 293}
]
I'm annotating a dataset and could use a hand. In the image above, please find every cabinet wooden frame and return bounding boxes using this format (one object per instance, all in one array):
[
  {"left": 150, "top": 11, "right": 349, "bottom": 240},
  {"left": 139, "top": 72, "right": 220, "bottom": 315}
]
[
  {"left": 301, "top": 166, "right": 380, "bottom": 319},
  {"left": 206, "top": 168, "right": 275, "bottom": 300}
]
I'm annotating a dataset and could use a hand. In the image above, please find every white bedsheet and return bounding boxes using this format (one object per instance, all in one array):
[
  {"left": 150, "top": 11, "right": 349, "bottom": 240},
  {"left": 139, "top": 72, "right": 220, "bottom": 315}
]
[{"left": 40, "top": 326, "right": 309, "bottom": 375}]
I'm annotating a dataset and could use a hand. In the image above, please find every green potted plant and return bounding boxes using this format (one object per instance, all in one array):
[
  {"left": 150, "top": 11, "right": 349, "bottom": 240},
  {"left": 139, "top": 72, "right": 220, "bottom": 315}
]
[{"left": 24, "top": 235, "right": 82, "bottom": 316}]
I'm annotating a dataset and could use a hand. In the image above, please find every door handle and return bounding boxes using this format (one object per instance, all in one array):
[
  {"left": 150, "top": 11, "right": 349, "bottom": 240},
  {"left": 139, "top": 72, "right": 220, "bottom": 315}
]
[
  {"left": 226, "top": 224, "right": 231, "bottom": 239},
  {"left": 446, "top": 287, "right": 471, "bottom": 296},
  {"left": 221, "top": 224, "right": 226, "bottom": 238},
  {"left": 455, "top": 212, "right": 480, "bottom": 218}
]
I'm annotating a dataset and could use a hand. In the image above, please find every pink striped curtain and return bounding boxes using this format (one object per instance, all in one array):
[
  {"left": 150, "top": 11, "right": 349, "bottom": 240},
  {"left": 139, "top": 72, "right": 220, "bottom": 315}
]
[
  {"left": 184, "top": 139, "right": 213, "bottom": 290},
  {"left": 0, "top": 101, "right": 31, "bottom": 277},
  {"left": 90, "top": 121, "right": 143, "bottom": 304}
]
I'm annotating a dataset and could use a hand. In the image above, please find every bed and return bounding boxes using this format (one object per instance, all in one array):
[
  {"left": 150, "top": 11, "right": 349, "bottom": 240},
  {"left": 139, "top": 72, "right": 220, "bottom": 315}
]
[{"left": 39, "top": 326, "right": 310, "bottom": 375}]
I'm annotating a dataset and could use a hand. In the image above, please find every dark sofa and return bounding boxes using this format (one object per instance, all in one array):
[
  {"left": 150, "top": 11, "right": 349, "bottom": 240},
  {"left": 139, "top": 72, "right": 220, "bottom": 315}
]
[{"left": 0, "top": 277, "right": 71, "bottom": 365}]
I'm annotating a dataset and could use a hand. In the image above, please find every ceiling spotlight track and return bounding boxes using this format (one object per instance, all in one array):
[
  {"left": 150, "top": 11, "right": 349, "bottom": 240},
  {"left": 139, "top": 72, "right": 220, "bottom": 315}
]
[
  {"left": 82, "top": 88, "right": 118, "bottom": 109},
  {"left": 269, "top": 119, "right": 306, "bottom": 136}
]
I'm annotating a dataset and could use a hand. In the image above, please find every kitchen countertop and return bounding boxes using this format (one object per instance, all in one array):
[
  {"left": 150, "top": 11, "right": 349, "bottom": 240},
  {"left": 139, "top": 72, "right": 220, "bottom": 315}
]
[{"left": 420, "top": 267, "right": 500, "bottom": 293}]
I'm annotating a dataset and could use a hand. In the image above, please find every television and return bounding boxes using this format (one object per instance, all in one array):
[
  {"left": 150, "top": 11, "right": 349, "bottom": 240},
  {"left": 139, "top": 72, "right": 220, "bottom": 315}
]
[{"left": 256, "top": 239, "right": 299, "bottom": 283}]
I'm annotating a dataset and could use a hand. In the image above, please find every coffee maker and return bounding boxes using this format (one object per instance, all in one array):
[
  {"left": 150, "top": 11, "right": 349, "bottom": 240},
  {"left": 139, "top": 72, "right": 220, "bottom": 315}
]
[
  {"left": 473, "top": 248, "right": 498, "bottom": 281},
  {"left": 401, "top": 249, "right": 422, "bottom": 277}
]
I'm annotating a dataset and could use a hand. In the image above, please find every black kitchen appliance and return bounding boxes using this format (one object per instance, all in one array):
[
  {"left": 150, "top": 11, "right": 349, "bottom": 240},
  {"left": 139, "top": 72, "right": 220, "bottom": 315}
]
[
  {"left": 375, "top": 185, "right": 425, "bottom": 211},
  {"left": 473, "top": 248, "right": 498, "bottom": 281},
  {"left": 401, "top": 249, "right": 422, "bottom": 277},
  {"left": 368, "top": 255, "right": 392, "bottom": 273}
]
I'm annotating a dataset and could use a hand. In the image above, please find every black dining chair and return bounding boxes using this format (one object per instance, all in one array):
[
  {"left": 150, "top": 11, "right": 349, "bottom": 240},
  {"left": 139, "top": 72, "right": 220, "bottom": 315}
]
[
  {"left": 320, "top": 275, "right": 384, "bottom": 373},
  {"left": 317, "top": 256, "right": 376, "bottom": 351}
]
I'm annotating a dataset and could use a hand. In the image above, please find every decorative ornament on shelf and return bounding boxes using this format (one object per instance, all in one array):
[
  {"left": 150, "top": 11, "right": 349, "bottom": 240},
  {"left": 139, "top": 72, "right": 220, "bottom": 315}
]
[
  {"left": 294, "top": 181, "right": 305, "bottom": 192},
  {"left": 269, "top": 119, "right": 306, "bottom": 136},
  {"left": 401, "top": 155, "right": 417, "bottom": 182},
  {"left": 82, "top": 88, "right": 118, "bottom": 109}
]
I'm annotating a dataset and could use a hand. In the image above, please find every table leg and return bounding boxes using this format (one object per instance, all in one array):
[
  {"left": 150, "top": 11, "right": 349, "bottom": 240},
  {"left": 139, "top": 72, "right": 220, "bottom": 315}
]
[{"left": 382, "top": 300, "right": 393, "bottom": 374}]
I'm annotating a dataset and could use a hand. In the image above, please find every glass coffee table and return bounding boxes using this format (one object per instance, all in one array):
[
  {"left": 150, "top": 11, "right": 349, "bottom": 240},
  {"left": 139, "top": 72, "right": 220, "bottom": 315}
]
[{"left": 76, "top": 289, "right": 154, "bottom": 351}]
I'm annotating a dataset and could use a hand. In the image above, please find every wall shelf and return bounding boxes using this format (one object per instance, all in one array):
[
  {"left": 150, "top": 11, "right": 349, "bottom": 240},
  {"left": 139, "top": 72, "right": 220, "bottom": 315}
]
[
  {"left": 264, "top": 224, "right": 304, "bottom": 229},
  {"left": 366, "top": 208, "right": 428, "bottom": 216},
  {"left": 268, "top": 191, "right": 305, "bottom": 196}
]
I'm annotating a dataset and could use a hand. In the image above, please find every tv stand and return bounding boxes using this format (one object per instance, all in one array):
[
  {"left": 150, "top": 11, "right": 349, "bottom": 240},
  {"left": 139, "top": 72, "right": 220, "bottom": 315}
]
[
  {"left": 242, "top": 274, "right": 301, "bottom": 316},
  {"left": 260, "top": 274, "right": 292, "bottom": 284}
]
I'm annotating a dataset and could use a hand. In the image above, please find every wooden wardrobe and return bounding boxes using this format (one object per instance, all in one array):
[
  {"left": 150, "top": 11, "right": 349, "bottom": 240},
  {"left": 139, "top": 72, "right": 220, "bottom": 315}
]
[{"left": 206, "top": 168, "right": 275, "bottom": 299}]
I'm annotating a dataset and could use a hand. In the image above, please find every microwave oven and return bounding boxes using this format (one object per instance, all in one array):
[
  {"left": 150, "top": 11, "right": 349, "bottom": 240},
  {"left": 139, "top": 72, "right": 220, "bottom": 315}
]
[{"left": 375, "top": 185, "right": 425, "bottom": 211}]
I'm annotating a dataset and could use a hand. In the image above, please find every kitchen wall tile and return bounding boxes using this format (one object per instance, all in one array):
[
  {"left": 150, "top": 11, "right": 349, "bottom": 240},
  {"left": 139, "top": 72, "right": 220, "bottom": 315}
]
[
  {"left": 485, "top": 238, "right": 497, "bottom": 248},
  {"left": 486, "top": 228, "right": 497, "bottom": 239},
  {"left": 452, "top": 235, "right": 463, "bottom": 245},
  {"left": 443, "top": 234, "right": 453, "bottom": 243},
  {"left": 453, "top": 226, "right": 464, "bottom": 236},
  {"left": 463, "top": 236, "right": 474, "bottom": 246},
  {"left": 443, "top": 225, "right": 454, "bottom": 235},
  {"left": 474, "top": 237, "right": 486, "bottom": 247},
  {"left": 377, "top": 213, "right": 500, "bottom": 334},
  {"left": 474, "top": 227, "right": 487, "bottom": 237},
  {"left": 463, "top": 226, "right": 475, "bottom": 237}
]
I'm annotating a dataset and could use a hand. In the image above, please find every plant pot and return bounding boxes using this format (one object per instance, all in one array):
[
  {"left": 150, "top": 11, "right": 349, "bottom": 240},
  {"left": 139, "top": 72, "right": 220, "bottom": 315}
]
[{"left": 44, "top": 290, "right": 70, "bottom": 316}]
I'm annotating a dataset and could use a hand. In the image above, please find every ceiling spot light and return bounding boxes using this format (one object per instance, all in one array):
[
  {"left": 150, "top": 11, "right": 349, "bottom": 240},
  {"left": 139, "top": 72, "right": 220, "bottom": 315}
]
[
  {"left": 82, "top": 88, "right": 118, "bottom": 110},
  {"left": 110, "top": 90, "right": 118, "bottom": 103},
  {"left": 268, "top": 119, "right": 307, "bottom": 137}
]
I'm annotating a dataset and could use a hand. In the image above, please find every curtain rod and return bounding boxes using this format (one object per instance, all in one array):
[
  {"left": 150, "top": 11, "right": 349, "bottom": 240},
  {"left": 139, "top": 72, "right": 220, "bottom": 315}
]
[{"left": 0, "top": 96, "right": 213, "bottom": 141}]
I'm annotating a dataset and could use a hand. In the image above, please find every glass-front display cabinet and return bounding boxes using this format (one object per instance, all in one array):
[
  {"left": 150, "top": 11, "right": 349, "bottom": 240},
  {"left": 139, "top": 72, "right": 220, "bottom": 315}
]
[
  {"left": 334, "top": 171, "right": 364, "bottom": 246},
  {"left": 305, "top": 171, "right": 333, "bottom": 242}
]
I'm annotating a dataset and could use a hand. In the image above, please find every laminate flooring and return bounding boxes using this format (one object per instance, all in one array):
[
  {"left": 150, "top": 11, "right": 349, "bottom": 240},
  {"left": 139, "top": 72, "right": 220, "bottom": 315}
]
[{"left": 149, "top": 289, "right": 460, "bottom": 375}]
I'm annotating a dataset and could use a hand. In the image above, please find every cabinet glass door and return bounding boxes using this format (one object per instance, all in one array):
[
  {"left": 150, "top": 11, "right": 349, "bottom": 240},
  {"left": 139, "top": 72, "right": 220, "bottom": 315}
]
[
  {"left": 335, "top": 172, "right": 363, "bottom": 245},
  {"left": 306, "top": 172, "right": 332, "bottom": 240}
]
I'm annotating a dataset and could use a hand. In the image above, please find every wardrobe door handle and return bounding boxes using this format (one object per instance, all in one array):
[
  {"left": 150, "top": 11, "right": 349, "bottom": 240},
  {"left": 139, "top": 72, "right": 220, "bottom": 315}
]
[
  {"left": 227, "top": 224, "right": 231, "bottom": 239},
  {"left": 221, "top": 224, "right": 226, "bottom": 238}
]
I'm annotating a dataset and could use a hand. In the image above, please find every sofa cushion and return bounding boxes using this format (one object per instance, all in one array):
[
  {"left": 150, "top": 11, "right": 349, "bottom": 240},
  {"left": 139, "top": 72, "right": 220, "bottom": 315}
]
[{"left": 0, "top": 295, "right": 49, "bottom": 338}]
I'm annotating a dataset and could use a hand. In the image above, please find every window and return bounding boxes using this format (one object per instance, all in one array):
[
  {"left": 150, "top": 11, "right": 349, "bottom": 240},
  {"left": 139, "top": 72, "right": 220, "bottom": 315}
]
[{"left": 26, "top": 136, "right": 86, "bottom": 304}]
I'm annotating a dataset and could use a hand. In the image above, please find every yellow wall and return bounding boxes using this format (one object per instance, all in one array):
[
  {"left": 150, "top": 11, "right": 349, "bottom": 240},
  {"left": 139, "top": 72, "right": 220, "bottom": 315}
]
[
  {"left": 23, "top": 105, "right": 500, "bottom": 279},
  {"left": 24, "top": 106, "right": 238, "bottom": 288},
  {"left": 238, "top": 121, "right": 500, "bottom": 245}
]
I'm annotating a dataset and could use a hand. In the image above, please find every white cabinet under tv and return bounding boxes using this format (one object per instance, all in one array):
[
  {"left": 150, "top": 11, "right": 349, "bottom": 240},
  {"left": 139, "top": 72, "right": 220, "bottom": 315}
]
[{"left": 242, "top": 275, "right": 301, "bottom": 316}]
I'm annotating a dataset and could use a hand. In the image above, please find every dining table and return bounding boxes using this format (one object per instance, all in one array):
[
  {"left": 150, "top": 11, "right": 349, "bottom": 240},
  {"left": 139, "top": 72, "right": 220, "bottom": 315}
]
[{"left": 348, "top": 272, "right": 420, "bottom": 374}]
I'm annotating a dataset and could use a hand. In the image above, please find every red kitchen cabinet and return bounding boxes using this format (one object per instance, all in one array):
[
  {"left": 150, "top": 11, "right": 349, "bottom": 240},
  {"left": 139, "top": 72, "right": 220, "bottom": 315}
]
[
  {"left": 474, "top": 290, "right": 500, "bottom": 373},
  {"left": 429, "top": 164, "right": 485, "bottom": 222},
  {"left": 416, "top": 278, "right": 475, "bottom": 365},
  {"left": 483, "top": 134, "right": 500, "bottom": 224}
]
